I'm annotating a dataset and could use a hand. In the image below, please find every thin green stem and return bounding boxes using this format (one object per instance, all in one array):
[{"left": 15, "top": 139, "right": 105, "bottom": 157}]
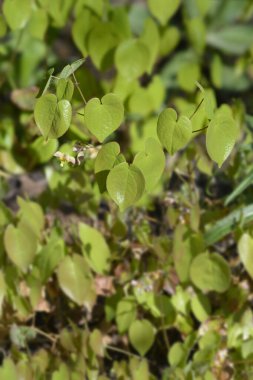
[
  {"left": 189, "top": 98, "right": 204, "bottom": 120},
  {"left": 106, "top": 345, "right": 143, "bottom": 360},
  {"left": 33, "top": 327, "right": 58, "bottom": 344},
  {"left": 161, "top": 321, "right": 170, "bottom": 350},
  {"left": 72, "top": 72, "right": 87, "bottom": 105}
]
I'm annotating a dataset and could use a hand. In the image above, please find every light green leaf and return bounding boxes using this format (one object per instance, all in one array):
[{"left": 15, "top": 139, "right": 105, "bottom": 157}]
[
  {"left": 17, "top": 197, "right": 44, "bottom": 239},
  {"left": 128, "top": 75, "right": 165, "bottom": 116},
  {"left": 3, "top": 0, "right": 32, "bottom": 30},
  {"left": 130, "top": 358, "right": 149, "bottom": 380},
  {"left": 57, "top": 254, "right": 96, "bottom": 307},
  {"left": 207, "top": 25, "right": 253, "bottom": 55},
  {"left": 238, "top": 233, "right": 253, "bottom": 279},
  {"left": 87, "top": 23, "right": 118, "bottom": 69},
  {"left": 210, "top": 54, "right": 222, "bottom": 88},
  {"left": 106, "top": 162, "right": 145, "bottom": 211},
  {"left": 89, "top": 329, "right": 104, "bottom": 357},
  {"left": 147, "top": 0, "right": 180, "bottom": 26},
  {"left": 46, "top": 0, "right": 73, "bottom": 28},
  {"left": 116, "top": 297, "right": 137, "bottom": 334},
  {"left": 27, "top": 8, "right": 48, "bottom": 40},
  {"left": 191, "top": 293, "right": 211, "bottom": 322},
  {"left": 203, "top": 88, "right": 217, "bottom": 120},
  {"left": 190, "top": 252, "right": 231, "bottom": 293},
  {"left": 59, "top": 58, "right": 86, "bottom": 79},
  {"left": 84, "top": 93, "right": 124, "bottom": 142},
  {"left": 56, "top": 78, "right": 74, "bottom": 101},
  {"left": 79, "top": 223, "right": 110, "bottom": 274},
  {"left": 30, "top": 136, "right": 58, "bottom": 163},
  {"left": 115, "top": 39, "right": 150, "bottom": 80},
  {"left": 95, "top": 142, "right": 125, "bottom": 192},
  {"left": 168, "top": 342, "right": 187, "bottom": 367},
  {"left": 0, "top": 358, "right": 18, "bottom": 380},
  {"left": 140, "top": 18, "right": 160, "bottom": 73},
  {"left": 157, "top": 108, "right": 192, "bottom": 155},
  {"left": 206, "top": 105, "right": 237, "bottom": 167},
  {"left": 16, "top": 361, "right": 33, "bottom": 380},
  {"left": 177, "top": 62, "right": 200, "bottom": 92},
  {"left": 155, "top": 295, "right": 176, "bottom": 326},
  {"left": 129, "top": 319, "right": 155, "bottom": 356},
  {"left": 160, "top": 26, "right": 180, "bottom": 56},
  {"left": 81, "top": 0, "right": 104, "bottom": 16},
  {"left": 130, "top": 117, "right": 159, "bottom": 154},
  {"left": 35, "top": 239, "right": 65, "bottom": 283},
  {"left": 95, "top": 142, "right": 121, "bottom": 173},
  {"left": 52, "top": 363, "right": 70, "bottom": 380},
  {"left": 72, "top": 9, "right": 97, "bottom": 57},
  {"left": 173, "top": 225, "right": 205, "bottom": 282},
  {"left": 133, "top": 138, "right": 165, "bottom": 192},
  {"left": 34, "top": 94, "right": 72, "bottom": 139},
  {"left": 110, "top": 6, "right": 131, "bottom": 40},
  {"left": 4, "top": 224, "right": 37, "bottom": 272},
  {"left": 186, "top": 17, "right": 206, "bottom": 54},
  {"left": 0, "top": 14, "right": 7, "bottom": 38}
]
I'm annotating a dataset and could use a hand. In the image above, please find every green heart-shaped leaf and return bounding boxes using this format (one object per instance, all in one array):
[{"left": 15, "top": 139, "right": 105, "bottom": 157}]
[
  {"left": 4, "top": 224, "right": 37, "bottom": 272},
  {"left": 84, "top": 93, "right": 124, "bottom": 142},
  {"left": 190, "top": 252, "right": 231, "bottom": 293},
  {"left": 133, "top": 138, "right": 165, "bottom": 192},
  {"left": 115, "top": 39, "right": 150, "bottom": 80},
  {"left": 79, "top": 223, "right": 111, "bottom": 274},
  {"left": 34, "top": 94, "right": 72, "bottom": 139},
  {"left": 56, "top": 78, "right": 74, "bottom": 101},
  {"left": 57, "top": 254, "right": 96, "bottom": 307},
  {"left": 160, "top": 26, "right": 180, "bottom": 56},
  {"left": 140, "top": 18, "right": 160, "bottom": 73},
  {"left": 87, "top": 23, "right": 118, "bottom": 69},
  {"left": 147, "top": 0, "right": 180, "bottom": 26},
  {"left": 116, "top": 297, "right": 137, "bottom": 334},
  {"left": 206, "top": 105, "right": 237, "bottom": 167},
  {"left": 129, "top": 319, "right": 155, "bottom": 356},
  {"left": 3, "top": 0, "right": 32, "bottom": 30},
  {"left": 95, "top": 142, "right": 121, "bottom": 173},
  {"left": 95, "top": 142, "right": 125, "bottom": 192},
  {"left": 157, "top": 108, "right": 192, "bottom": 155},
  {"left": 106, "top": 162, "right": 145, "bottom": 211},
  {"left": 27, "top": 8, "right": 48, "bottom": 40}
]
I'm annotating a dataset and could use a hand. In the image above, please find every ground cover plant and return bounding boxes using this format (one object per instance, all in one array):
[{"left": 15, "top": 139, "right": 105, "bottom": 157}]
[{"left": 1, "top": 0, "right": 253, "bottom": 378}]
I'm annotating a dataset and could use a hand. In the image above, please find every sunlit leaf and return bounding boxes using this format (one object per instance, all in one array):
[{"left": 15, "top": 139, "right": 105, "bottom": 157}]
[
  {"left": 56, "top": 78, "right": 74, "bottom": 101},
  {"left": 79, "top": 223, "right": 111, "bottom": 274},
  {"left": 115, "top": 39, "right": 149, "bottom": 80},
  {"left": 190, "top": 252, "right": 231, "bottom": 293},
  {"left": 106, "top": 162, "right": 145, "bottom": 210},
  {"left": 147, "top": 0, "right": 180, "bottom": 26},
  {"left": 3, "top": 0, "right": 32, "bottom": 30},
  {"left": 157, "top": 108, "right": 192, "bottom": 155},
  {"left": 4, "top": 224, "right": 37, "bottom": 272},
  {"left": 84, "top": 93, "right": 124, "bottom": 142},
  {"left": 206, "top": 105, "right": 238, "bottom": 167},
  {"left": 129, "top": 319, "right": 155, "bottom": 356},
  {"left": 34, "top": 94, "right": 72, "bottom": 139},
  {"left": 133, "top": 138, "right": 165, "bottom": 192},
  {"left": 57, "top": 254, "right": 96, "bottom": 307}
]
